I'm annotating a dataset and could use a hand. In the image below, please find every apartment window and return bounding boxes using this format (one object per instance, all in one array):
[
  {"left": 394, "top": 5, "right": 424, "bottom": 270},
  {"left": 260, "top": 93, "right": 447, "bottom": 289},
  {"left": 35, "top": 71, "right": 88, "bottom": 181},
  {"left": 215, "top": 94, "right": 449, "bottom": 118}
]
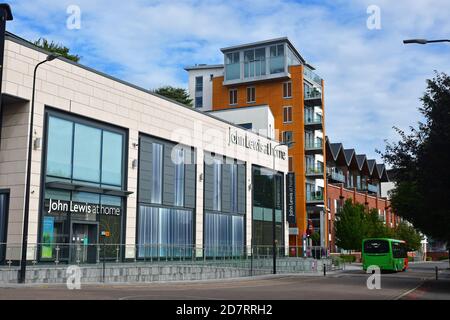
[
  {"left": 247, "top": 87, "right": 256, "bottom": 103},
  {"left": 225, "top": 52, "right": 240, "bottom": 81},
  {"left": 195, "top": 76, "right": 203, "bottom": 108},
  {"left": 282, "top": 131, "right": 293, "bottom": 144},
  {"left": 283, "top": 106, "right": 292, "bottom": 123},
  {"left": 283, "top": 81, "right": 292, "bottom": 98},
  {"left": 270, "top": 44, "right": 285, "bottom": 74},
  {"left": 195, "top": 96, "right": 203, "bottom": 108},
  {"left": 229, "top": 89, "right": 238, "bottom": 105},
  {"left": 195, "top": 76, "right": 203, "bottom": 92},
  {"left": 288, "top": 157, "right": 293, "bottom": 172}
]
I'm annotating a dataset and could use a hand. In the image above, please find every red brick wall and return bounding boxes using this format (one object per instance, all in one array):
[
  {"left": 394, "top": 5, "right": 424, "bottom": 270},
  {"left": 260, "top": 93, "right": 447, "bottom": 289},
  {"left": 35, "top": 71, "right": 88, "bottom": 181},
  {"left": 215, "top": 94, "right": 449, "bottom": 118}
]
[{"left": 327, "top": 183, "right": 394, "bottom": 252}]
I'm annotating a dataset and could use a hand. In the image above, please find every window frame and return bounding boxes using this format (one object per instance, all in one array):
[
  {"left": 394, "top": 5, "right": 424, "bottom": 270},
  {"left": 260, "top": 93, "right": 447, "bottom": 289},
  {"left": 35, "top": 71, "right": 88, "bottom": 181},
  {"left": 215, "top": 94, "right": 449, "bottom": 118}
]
[
  {"left": 229, "top": 88, "right": 238, "bottom": 105},
  {"left": 283, "top": 81, "right": 292, "bottom": 99},
  {"left": 283, "top": 106, "right": 293, "bottom": 123},
  {"left": 246, "top": 86, "right": 256, "bottom": 104},
  {"left": 44, "top": 109, "right": 127, "bottom": 189}
]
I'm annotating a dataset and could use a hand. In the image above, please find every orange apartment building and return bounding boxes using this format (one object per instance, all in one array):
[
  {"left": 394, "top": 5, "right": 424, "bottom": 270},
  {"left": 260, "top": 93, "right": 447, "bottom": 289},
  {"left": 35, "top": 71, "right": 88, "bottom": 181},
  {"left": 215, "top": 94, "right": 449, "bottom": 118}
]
[{"left": 185, "top": 38, "right": 327, "bottom": 252}]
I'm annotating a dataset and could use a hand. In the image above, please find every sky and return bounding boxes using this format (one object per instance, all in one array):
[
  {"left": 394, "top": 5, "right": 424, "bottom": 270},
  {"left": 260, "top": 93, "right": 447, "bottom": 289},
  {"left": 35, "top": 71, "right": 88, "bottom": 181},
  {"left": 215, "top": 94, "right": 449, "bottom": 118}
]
[{"left": 5, "top": 0, "right": 450, "bottom": 163}]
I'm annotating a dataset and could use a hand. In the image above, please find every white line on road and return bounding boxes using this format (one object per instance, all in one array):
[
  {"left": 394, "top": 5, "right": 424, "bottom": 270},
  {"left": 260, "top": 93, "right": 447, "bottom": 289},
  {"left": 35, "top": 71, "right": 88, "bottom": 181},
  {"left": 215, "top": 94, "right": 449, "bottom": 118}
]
[{"left": 394, "top": 281, "right": 424, "bottom": 300}]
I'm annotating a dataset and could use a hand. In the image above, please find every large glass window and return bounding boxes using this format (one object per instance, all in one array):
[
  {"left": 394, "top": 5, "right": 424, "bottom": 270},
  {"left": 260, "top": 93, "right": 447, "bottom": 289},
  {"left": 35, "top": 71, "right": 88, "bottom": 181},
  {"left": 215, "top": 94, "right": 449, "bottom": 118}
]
[
  {"left": 213, "top": 158, "right": 222, "bottom": 211},
  {"left": 269, "top": 44, "right": 285, "bottom": 74},
  {"left": 244, "top": 48, "right": 265, "bottom": 78},
  {"left": 46, "top": 117, "right": 73, "bottom": 178},
  {"left": 137, "top": 206, "right": 193, "bottom": 258},
  {"left": 252, "top": 166, "right": 284, "bottom": 248},
  {"left": 73, "top": 123, "right": 102, "bottom": 183},
  {"left": 225, "top": 52, "right": 240, "bottom": 81},
  {"left": 174, "top": 148, "right": 185, "bottom": 207},
  {"left": 102, "top": 131, "right": 123, "bottom": 186},
  {"left": 42, "top": 113, "right": 126, "bottom": 262},
  {"left": 151, "top": 143, "right": 163, "bottom": 204},
  {"left": 204, "top": 212, "right": 243, "bottom": 257},
  {"left": 46, "top": 114, "right": 124, "bottom": 187}
]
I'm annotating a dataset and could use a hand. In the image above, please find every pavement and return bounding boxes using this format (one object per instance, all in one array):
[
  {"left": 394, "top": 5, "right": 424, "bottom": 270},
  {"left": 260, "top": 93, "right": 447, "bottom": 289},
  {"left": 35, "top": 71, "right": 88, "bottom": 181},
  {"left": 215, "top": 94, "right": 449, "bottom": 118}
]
[{"left": 0, "top": 261, "right": 448, "bottom": 300}]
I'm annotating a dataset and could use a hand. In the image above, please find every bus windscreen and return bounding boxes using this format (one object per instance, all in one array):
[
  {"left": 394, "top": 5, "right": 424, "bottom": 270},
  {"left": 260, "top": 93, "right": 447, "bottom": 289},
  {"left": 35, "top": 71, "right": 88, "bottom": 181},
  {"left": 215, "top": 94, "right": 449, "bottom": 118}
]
[{"left": 363, "top": 240, "right": 389, "bottom": 254}]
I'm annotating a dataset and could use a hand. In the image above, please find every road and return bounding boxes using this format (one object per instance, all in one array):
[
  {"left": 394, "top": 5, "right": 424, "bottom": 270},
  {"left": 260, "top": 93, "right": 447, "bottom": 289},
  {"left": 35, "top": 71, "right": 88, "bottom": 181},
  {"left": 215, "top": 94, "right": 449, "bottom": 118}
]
[{"left": 0, "top": 261, "right": 448, "bottom": 300}]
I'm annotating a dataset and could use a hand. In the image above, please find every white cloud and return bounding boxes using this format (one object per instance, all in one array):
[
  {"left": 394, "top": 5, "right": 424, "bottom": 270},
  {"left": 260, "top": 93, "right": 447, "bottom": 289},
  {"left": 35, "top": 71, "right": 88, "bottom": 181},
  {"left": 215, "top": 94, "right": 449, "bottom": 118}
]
[{"left": 5, "top": 0, "right": 450, "bottom": 162}]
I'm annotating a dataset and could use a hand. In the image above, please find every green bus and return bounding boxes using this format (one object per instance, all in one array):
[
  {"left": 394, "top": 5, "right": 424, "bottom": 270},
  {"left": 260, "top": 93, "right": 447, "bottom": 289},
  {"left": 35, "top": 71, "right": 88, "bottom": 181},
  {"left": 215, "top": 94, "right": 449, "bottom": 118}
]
[{"left": 362, "top": 238, "right": 408, "bottom": 272}]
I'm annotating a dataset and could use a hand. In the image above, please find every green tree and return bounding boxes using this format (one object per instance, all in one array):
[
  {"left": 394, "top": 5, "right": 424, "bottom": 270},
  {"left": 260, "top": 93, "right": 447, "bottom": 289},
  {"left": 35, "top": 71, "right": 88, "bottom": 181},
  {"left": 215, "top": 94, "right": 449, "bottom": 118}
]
[
  {"left": 379, "top": 72, "right": 450, "bottom": 264},
  {"left": 153, "top": 86, "right": 193, "bottom": 107},
  {"left": 335, "top": 200, "right": 392, "bottom": 251},
  {"left": 365, "top": 209, "right": 392, "bottom": 239},
  {"left": 34, "top": 38, "right": 81, "bottom": 62},
  {"left": 393, "top": 222, "right": 422, "bottom": 251},
  {"left": 335, "top": 200, "right": 367, "bottom": 251}
]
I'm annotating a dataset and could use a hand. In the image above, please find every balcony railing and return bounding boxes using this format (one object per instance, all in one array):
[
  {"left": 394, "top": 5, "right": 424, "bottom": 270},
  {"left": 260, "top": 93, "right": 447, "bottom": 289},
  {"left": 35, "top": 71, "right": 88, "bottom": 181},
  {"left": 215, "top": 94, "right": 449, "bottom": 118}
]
[
  {"left": 269, "top": 55, "right": 285, "bottom": 74},
  {"left": 306, "top": 190, "right": 324, "bottom": 202},
  {"left": 305, "top": 139, "right": 323, "bottom": 150},
  {"left": 304, "top": 89, "right": 322, "bottom": 100},
  {"left": 225, "top": 62, "right": 240, "bottom": 81},
  {"left": 303, "top": 67, "right": 322, "bottom": 87},
  {"left": 306, "top": 165, "right": 324, "bottom": 175},
  {"left": 304, "top": 113, "right": 322, "bottom": 125},
  {"left": 367, "top": 183, "right": 378, "bottom": 194},
  {"left": 330, "top": 171, "right": 345, "bottom": 183},
  {"left": 244, "top": 59, "right": 266, "bottom": 78}
]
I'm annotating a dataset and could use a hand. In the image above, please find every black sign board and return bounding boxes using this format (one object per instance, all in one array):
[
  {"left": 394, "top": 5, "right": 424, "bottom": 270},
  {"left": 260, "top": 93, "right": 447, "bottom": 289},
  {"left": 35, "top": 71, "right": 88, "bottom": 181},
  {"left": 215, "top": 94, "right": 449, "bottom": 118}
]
[{"left": 286, "top": 172, "right": 296, "bottom": 224}]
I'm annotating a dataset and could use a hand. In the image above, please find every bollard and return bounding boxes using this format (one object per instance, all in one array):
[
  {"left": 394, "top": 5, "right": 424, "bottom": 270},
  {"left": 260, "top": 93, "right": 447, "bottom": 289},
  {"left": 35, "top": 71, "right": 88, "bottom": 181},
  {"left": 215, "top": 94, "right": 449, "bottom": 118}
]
[
  {"left": 435, "top": 266, "right": 438, "bottom": 280},
  {"left": 323, "top": 264, "right": 326, "bottom": 276}
]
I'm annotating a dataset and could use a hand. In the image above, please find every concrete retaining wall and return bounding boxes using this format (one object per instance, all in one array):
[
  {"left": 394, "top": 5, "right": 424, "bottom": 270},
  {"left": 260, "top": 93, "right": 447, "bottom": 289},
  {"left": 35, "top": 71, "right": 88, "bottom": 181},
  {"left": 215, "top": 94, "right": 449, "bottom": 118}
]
[{"left": 0, "top": 258, "right": 335, "bottom": 284}]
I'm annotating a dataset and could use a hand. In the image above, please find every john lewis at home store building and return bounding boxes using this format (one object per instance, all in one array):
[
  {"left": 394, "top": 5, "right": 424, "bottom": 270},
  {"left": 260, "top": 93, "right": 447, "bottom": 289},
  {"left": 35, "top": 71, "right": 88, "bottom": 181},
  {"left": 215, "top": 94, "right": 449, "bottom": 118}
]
[{"left": 0, "top": 31, "right": 289, "bottom": 264}]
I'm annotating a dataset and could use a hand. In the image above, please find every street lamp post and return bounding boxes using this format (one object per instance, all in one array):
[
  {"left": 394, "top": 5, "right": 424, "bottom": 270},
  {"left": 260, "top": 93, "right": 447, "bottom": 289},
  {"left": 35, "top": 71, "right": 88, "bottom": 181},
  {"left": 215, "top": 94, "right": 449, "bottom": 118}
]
[
  {"left": 403, "top": 39, "right": 450, "bottom": 45},
  {"left": 272, "top": 141, "right": 292, "bottom": 275},
  {"left": 18, "top": 53, "right": 60, "bottom": 284}
]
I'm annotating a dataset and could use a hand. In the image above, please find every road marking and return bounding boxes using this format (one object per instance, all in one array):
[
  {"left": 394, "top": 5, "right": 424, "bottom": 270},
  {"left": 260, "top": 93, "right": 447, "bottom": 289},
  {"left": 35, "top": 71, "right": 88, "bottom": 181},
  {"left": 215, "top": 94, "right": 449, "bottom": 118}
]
[{"left": 394, "top": 281, "right": 424, "bottom": 300}]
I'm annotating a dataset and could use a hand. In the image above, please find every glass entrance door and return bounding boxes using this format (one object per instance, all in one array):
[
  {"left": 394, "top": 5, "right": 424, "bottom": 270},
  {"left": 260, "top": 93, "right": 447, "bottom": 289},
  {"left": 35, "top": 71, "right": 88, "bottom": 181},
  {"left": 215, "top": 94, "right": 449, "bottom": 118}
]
[{"left": 71, "top": 223, "right": 97, "bottom": 263}]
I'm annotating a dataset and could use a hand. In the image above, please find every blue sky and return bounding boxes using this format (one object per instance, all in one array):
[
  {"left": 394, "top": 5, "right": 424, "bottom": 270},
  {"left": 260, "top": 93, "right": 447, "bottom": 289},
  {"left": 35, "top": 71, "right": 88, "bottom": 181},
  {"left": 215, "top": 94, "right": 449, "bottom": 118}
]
[{"left": 5, "top": 0, "right": 450, "bottom": 162}]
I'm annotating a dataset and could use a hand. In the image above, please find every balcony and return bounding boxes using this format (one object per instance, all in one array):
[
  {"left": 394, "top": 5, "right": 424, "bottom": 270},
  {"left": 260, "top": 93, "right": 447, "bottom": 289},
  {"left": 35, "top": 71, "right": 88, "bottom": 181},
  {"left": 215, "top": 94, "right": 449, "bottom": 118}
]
[
  {"left": 367, "top": 183, "right": 379, "bottom": 194},
  {"left": 305, "top": 139, "right": 323, "bottom": 154},
  {"left": 329, "top": 171, "right": 345, "bottom": 183},
  {"left": 306, "top": 164, "right": 324, "bottom": 177},
  {"left": 304, "top": 112, "right": 323, "bottom": 129},
  {"left": 303, "top": 67, "right": 322, "bottom": 88},
  {"left": 306, "top": 190, "right": 324, "bottom": 204},
  {"left": 305, "top": 88, "right": 322, "bottom": 102},
  {"left": 223, "top": 56, "right": 289, "bottom": 86}
]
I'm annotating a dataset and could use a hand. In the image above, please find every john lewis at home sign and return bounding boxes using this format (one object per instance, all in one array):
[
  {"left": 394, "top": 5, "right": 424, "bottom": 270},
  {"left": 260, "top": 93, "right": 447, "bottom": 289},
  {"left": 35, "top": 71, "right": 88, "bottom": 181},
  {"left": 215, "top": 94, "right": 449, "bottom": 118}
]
[
  {"left": 228, "top": 128, "right": 287, "bottom": 160},
  {"left": 47, "top": 199, "right": 121, "bottom": 216}
]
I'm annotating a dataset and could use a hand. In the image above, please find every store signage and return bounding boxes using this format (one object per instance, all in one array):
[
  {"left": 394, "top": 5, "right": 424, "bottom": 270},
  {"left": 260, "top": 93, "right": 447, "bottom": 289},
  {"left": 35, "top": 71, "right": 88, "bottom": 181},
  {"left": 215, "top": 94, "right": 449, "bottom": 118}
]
[
  {"left": 286, "top": 172, "right": 296, "bottom": 224},
  {"left": 47, "top": 199, "right": 121, "bottom": 216},
  {"left": 228, "top": 128, "right": 286, "bottom": 160}
]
